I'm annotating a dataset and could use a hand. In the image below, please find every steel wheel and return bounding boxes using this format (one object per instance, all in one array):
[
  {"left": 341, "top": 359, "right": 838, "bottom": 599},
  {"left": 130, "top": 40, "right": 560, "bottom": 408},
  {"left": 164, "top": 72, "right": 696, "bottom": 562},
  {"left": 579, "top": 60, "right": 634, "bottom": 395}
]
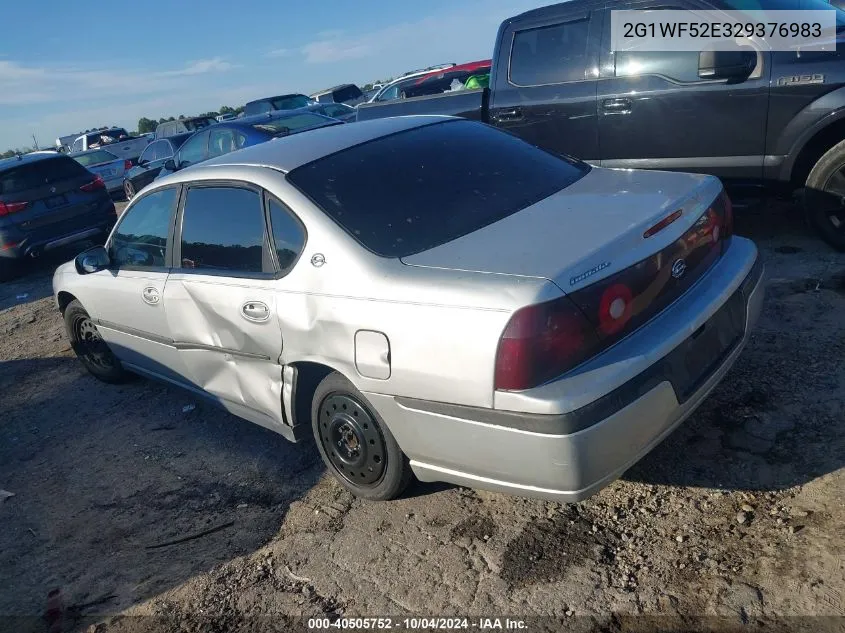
[
  {"left": 317, "top": 393, "right": 387, "bottom": 486},
  {"left": 123, "top": 180, "right": 135, "bottom": 200},
  {"left": 72, "top": 314, "right": 118, "bottom": 372}
]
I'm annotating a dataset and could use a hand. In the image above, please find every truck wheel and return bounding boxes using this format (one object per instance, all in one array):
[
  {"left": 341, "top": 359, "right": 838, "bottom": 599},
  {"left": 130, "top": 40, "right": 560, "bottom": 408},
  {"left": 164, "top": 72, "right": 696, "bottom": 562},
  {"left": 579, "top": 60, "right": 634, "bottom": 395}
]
[
  {"left": 804, "top": 139, "right": 845, "bottom": 251},
  {"left": 64, "top": 299, "right": 129, "bottom": 384},
  {"left": 311, "top": 371, "right": 413, "bottom": 501}
]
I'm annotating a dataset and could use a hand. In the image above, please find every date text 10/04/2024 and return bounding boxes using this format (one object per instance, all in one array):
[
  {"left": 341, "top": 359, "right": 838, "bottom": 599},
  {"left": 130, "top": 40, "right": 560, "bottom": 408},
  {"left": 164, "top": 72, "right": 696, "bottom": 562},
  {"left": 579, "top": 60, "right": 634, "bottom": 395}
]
[{"left": 308, "top": 617, "right": 529, "bottom": 630}]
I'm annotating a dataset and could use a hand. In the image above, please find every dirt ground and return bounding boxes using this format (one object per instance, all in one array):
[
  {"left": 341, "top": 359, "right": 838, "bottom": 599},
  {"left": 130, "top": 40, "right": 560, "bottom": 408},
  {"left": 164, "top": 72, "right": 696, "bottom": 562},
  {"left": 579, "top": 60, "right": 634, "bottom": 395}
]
[{"left": 0, "top": 202, "right": 843, "bottom": 633}]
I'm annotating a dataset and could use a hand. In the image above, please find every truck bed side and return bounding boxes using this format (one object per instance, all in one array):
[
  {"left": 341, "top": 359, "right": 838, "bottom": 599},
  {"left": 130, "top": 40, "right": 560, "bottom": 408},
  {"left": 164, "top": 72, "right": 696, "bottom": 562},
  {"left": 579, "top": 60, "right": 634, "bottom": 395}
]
[{"left": 355, "top": 88, "right": 488, "bottom": 123}]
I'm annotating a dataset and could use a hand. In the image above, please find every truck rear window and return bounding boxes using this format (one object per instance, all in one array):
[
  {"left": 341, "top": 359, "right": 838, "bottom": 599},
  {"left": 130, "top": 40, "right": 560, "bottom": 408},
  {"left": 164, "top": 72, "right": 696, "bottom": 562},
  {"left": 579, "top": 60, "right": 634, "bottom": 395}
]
[
  {"left": 0, "top": 157, "right": 88, "bottom": 195},
  {"left": 287, "top": 120, "right": 589, "bottom": 257}
]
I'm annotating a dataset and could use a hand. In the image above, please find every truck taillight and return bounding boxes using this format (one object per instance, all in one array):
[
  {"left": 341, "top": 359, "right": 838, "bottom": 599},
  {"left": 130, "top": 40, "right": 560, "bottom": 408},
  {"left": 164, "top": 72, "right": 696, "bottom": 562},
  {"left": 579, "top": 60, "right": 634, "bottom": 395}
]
[
  {"left": 80, "top": 175, "right": 105, "bottom": 192},
  {"left": 0, "top": 200, "right": 28, "bottom": 216},
  {"left": 124, "top": 159, "right": 132, "bottom": 171}
]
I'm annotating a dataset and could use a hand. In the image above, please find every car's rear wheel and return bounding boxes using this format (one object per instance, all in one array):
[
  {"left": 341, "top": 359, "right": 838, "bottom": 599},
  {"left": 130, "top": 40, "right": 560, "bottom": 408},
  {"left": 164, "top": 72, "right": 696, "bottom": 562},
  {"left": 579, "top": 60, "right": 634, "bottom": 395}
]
[
  {"left": 804, "top": 139, "right": 845, "bottom": 251},
  {"left": 123, "top": 180, "right": 136, "bottom": 200},
  {"left": 311, "top": 372, "right": 413, "bottom": 500},
  {"left": 64, "top": 299, "right": 129, "bottom": 383}
]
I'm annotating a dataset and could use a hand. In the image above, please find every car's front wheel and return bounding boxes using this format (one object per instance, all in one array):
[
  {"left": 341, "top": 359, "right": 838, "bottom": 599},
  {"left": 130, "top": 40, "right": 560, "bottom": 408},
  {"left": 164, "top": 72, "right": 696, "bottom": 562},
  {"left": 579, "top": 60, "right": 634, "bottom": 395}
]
[
  {"left": 804, "top": 139, "right": 845, "bottom": 251},
  {"left": 311, "top": 372, "right": 413, "bottom": 500},
  {"left": 64, "top": 299, "right": 129, "bottom": 383},
  {"left": 123, "top": 180, "right": 136, "bottom": 200}
]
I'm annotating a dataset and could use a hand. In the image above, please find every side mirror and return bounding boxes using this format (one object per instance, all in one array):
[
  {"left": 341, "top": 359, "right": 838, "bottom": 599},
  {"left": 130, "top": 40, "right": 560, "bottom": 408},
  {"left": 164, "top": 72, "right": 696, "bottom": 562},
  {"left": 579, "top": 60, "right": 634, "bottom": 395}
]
[
  {"left": 75, "top": 245, "right": 110, "bottom": 275},
  {"left": 164, "top": 159, "right": 177, "bottom": 171},
  {"left": 136, "top": 158, "right": 147, "bottom": 167},
  {"left": 698, "top": 50, "right": 756, "bottom": 80}
]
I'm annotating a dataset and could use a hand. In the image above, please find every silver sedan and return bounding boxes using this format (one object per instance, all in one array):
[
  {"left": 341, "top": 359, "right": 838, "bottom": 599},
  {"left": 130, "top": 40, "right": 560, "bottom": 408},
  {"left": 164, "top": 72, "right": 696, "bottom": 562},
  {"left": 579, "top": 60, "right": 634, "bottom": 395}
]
[{"left": 52, "top": 116, "right": 765, "bottom": 502}]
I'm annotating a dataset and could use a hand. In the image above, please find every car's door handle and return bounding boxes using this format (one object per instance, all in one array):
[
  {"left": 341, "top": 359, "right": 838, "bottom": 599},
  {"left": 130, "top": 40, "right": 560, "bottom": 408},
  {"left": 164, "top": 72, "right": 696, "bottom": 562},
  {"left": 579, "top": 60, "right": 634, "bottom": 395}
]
[
  {"left": 493, "top": 107, "right": 524, "bottom": 122},
  {"left": 141, "top": 286, "right": 160, "bottom": 305},
  {"left": 602, "top": 98, "right": 632, "bottom": 113},
  {"left": 241, "top": 301, "right": 270, "bottom": 323}
]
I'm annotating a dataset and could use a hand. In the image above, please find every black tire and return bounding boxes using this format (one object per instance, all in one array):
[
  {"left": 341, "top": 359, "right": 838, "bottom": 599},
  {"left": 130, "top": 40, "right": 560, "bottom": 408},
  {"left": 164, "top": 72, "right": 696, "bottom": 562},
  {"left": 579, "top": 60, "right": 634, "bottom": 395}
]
[
  {"left": 804, "top": 139, "right": 845, "bottom": 251},
  {"left": 123, "top": 180, "right": 135, "bottom": 200},
  {"left": 64, "top": 299, "right": 129, "bottom": 384},
  {"left": 311, "top": 372, "right": 413, "bottom": 501}
]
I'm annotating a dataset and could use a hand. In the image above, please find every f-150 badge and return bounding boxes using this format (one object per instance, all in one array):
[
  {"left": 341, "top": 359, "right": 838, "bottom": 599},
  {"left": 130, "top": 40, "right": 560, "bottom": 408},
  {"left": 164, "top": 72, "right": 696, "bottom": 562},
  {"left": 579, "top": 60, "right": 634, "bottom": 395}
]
[{"left": 777, "top": 74, "right": 824, "bottom": 87}]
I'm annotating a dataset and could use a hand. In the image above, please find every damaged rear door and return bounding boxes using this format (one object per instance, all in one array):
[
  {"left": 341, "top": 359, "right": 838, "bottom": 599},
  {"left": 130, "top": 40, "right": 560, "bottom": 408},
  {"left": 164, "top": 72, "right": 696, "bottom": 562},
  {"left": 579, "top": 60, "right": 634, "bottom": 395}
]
[{"left": 162, "top": 183, "right": 287, "bottom": 433}]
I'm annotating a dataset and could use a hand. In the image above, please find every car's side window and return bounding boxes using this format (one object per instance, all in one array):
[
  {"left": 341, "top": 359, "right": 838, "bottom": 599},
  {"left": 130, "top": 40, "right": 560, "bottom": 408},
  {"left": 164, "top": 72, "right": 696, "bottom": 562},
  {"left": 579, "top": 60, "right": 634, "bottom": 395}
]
[
  {"left": 208, "top": 128, "right": 236, "bottom": 158},
  {"left": 234, "top": 131, "right": 248, "bottom": 150},
  {"left": 378, "top": 85, "right": 399, "bottom": 101},
  {"left": 177, "top": 131, "right": 209, "bottom": 168},
  {"left": 268, "top": 198, "right": 306, "bottom": 273},
  {"left": 179, "top": 186, "right": 266, "bottom": 274},
  {"left": 72, "top": 138, "right": 83, "bottom": 152},
  {"left": 158, "top": 141, "right": 174, "bottom": 160},
  {"left": 509, "top": 18, "right": 591, "bottom": 86},
  {"left": 109, "top": 188, "right": 178, "bottom": 269},
  {"left": 138, "top": 143, "right": 156, "bottom": 164}
]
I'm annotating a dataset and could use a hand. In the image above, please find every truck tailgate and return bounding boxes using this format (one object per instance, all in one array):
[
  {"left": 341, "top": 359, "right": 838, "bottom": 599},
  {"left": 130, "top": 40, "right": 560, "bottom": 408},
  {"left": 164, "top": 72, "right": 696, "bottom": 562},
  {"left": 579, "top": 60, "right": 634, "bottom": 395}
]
[{"left": 356, "top": 88, "right": 487, "bottom": 122}]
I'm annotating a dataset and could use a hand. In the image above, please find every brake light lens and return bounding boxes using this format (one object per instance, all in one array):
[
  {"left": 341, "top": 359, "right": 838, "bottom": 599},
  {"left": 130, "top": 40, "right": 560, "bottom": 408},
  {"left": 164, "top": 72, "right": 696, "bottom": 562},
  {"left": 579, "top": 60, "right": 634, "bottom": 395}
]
[
  {"left": 0, "top": 200, "right": 28, "bottom": 216},
  {"left": 494, "top": 189, "right": 732, "bottom": 391},
  {"left": 124, "top": 159, "right": 132, "bottom": 171},
  {"left": 80, "top": 175, "right": 105, "bottom": 192},
  {"left": 494, "top": 296, "right": 599, "bottom": 390}
]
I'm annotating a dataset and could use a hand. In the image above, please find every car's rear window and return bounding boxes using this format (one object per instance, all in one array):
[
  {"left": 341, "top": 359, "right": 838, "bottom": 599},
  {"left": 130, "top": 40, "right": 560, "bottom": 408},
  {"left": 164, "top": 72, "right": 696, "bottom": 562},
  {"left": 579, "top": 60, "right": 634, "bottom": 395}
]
[
  {"left": 0, "top": 157, "right": 89, "bottom": 195},
  {"left": 332, "top": 85, "right": 363, "bottom": 102},
  {"left": 287, "top": 120, "right": 589, "bottom": 257},
  {"left": 73, "top": 149, "right": 118, "bottom": 167}
]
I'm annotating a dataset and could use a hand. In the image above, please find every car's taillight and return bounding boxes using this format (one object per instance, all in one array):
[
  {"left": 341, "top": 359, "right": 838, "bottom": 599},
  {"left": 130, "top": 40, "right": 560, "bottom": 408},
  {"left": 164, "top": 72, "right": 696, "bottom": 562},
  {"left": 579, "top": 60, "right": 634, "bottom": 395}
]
[
  {"left": 495, "top": 189, "right": 731, "bottom": 392},
  {"left": 124, "top": 159, "right": 132, "bottom": 171},
  {"left": 494, "top": 296, "right": 599, "bottom": 390},
  {"left": 0, "top": 200, "right": 28, "bottom": 216},
  {"left": 80, "top": 175, "right": 105, "bottom": 192}
]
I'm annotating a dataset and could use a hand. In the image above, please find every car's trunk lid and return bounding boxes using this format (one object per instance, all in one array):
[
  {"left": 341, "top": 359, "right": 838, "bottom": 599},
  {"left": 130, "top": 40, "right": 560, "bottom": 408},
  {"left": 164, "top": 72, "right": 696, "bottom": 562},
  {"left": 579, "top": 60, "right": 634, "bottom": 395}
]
[{"left": 400, "top": 167, "right": 724, "bottom": 294}]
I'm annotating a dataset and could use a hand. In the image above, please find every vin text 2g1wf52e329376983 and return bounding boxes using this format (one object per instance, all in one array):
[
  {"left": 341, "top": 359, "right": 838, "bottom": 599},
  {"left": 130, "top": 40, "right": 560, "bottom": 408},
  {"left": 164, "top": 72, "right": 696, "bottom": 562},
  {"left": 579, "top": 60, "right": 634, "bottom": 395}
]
[{"left": 357, "top": 0, "right": 845, "bottom": 251}]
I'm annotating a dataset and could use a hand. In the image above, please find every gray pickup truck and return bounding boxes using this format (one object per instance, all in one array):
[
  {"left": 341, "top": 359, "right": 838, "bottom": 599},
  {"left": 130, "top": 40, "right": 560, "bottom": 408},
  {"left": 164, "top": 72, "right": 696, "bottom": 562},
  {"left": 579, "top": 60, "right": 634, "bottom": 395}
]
[
  {"left": 67, "top": 128, "right": 152, "bottom": 163},
  {"left": 357, "top": 0, "right": 845, "bottom": 250}
]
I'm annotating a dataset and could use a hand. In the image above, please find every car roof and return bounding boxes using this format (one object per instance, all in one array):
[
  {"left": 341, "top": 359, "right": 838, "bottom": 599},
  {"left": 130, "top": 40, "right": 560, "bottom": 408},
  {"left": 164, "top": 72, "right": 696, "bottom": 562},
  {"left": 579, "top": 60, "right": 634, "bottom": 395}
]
[
  {"left": 245, "top": 93, "right": 308, "bottom": 105},
  {"left": 311, "top": 84, "right": 356, "bottom": 95},
  {"left": 0, "top": 151, "right": 68, "bottom": 170},
  {"left": 184, "top": 115, "right": 454, "bottom": 174}
]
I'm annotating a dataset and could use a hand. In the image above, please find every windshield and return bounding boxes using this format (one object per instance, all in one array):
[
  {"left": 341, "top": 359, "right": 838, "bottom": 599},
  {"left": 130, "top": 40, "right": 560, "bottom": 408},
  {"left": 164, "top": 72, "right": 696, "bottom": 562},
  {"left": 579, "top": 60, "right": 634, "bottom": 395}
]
[
  {"left": 287, "top": 120, "right": 589, "bottom": 258},
  {"left": 72, "top": 149, "right": 119, "bottom": 167},
  {"left": 718, "top": 0, "right": 845, "bottom": 27},
  {"left": 270, "top": 95, "right": 312, "bottom": 110},
  {"left": 333, "top": 85, "right": 363, "bottom": 102},
  {"left": 251, "top": 113, "right": 336, "bottom": 136},
  {"left": 182, "top": 118, "right": 216, "bottom": 131}
]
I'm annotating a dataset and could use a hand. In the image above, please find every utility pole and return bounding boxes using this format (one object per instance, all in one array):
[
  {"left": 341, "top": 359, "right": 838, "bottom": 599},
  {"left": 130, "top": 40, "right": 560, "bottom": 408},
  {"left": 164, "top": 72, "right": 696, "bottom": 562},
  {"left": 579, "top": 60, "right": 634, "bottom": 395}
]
[{"left": 31, "top": 134, "right": 38, "bottom": 150}]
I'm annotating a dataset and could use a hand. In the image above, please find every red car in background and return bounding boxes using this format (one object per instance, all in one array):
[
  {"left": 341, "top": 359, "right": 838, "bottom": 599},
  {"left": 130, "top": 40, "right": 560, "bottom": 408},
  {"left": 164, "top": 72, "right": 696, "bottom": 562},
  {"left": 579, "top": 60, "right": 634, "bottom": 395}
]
[{"left": 402, "top": 60, "right": 492, "bottom": 99}]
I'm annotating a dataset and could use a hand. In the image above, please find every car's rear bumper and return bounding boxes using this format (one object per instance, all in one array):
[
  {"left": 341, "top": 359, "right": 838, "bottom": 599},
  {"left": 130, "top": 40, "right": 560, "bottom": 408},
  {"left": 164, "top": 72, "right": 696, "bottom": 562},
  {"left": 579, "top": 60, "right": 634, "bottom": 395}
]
[
  {"left": 365, "top": 237, "right": 765, "bottom": 502},
  {"left": 0, "top": 199, "right": 116, "bottom": 259}
]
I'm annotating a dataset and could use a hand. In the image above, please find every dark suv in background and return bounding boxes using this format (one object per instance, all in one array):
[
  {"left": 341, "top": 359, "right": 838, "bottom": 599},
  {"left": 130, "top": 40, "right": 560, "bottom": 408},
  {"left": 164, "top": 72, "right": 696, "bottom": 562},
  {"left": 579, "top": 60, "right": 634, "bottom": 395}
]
[{"left": 0, "top": 152, "right": 116, "bottom": 280}]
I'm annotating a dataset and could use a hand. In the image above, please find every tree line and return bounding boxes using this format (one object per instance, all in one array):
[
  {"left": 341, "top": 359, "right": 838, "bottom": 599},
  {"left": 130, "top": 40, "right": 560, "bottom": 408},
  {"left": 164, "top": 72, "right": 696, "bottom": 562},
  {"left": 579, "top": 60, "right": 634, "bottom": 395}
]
[{"left": 136, "top": 105, "right": 244, "bottom": 134}]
